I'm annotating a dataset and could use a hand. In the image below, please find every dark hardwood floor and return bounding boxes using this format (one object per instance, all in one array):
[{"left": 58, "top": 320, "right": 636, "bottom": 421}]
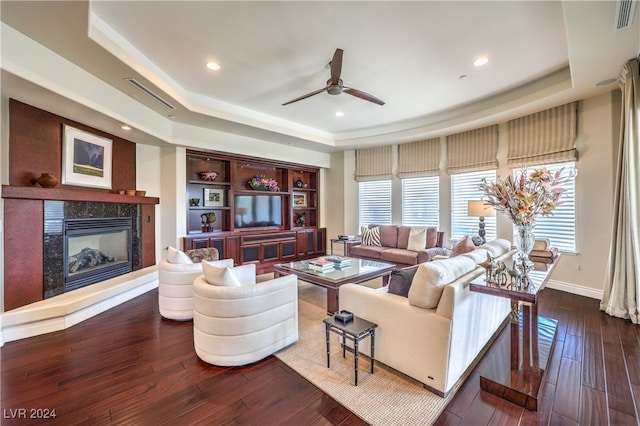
[
  {"left": 437, "top": 287, "right": 640, "bottom": 426},
  {"left": 2, "top": 286, "right": 639, "bottom": 425}
]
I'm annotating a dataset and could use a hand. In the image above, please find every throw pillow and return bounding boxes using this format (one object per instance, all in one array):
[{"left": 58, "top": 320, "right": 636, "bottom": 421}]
[
  {"left": 167, "top": 246, "right": 193, "bottom": 264},
  {"left": 407, "top": 226, "right": 427, "bottom": 251},
  {"left": 360, "top": 226, "right": 381, "bottom": 246},
  {"left": 202, "top": 261, "right": 255, "bottom": 286},
  {"left": 408, "top": 256, "right": 477, "bottom": 309},
  {"left": 450, "top": 236, "right": 475, "bottom": 257},
  {"left": 185, "top": 247, "right": 219, "bottom": 263},
  {"left": 426, "top": 227, "right": 438, "bottom": 248},
  {"left": 388, "top": 265, "right": 419, "bottom": 297}
]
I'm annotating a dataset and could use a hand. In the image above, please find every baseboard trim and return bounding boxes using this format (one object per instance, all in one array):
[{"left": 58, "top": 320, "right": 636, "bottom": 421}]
[
  {"left": 1, "top": 266, "right": 158, "bottom": 346},
  {"left": 546, "top": 279, "right": 603, "bottom": 300}
]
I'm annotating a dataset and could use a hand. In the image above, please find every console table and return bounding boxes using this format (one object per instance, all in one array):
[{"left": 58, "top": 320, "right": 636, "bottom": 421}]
[{"left": 469, "top": 256, "right": 560, "bottom": 411}]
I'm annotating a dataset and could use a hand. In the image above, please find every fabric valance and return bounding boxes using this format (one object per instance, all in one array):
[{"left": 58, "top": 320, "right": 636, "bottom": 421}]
[
  {"left": 397, "top": 138, "right": 441, "bottom": 178},
  {"left": 354, "top": 146, "right": 393, "bottom": 182},
  {"left": 446, "top": 125, "right": 498, "bottom": 174},
  {"left": 507, "top": 102, "right": 578, "bottom": 168}
]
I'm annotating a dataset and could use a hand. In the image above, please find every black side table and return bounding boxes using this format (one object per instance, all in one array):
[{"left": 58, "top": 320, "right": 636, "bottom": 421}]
[{"left": 323, "top": 315, "right": 378, "bottom": 385}]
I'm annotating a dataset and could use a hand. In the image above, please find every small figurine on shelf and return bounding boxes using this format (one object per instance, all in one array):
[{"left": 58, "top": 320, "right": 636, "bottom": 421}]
[
  {"left": 295, "top": 212, "right": 307, "bottom": 227},
  {"left": 295, "top": 178, "right": 304, "bottom": 188}
]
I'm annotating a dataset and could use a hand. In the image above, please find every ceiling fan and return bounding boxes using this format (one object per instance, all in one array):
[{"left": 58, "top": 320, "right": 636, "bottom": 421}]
[{"left": 282, "top": 48, "right": 385, "bottom": 106}]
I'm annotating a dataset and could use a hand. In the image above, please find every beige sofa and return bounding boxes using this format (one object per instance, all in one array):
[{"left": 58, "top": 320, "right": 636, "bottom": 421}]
[
  {"left": 339, "top": 239, "right": 513, "bottom": 396},
  {"left": 348, "top": 224, "right": 448, "bottom": 267}
]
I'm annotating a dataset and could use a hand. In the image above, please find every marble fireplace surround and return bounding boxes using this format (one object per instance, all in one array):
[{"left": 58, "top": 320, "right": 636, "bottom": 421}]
[
  {"left": 43, "top": 200, "right": 142, "bottom": 299},
  {"left": 1, "top": 185, "right": 159, "bottom": 345}
]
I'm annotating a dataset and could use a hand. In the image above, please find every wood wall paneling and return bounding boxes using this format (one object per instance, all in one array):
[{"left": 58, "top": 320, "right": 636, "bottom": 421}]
[
  {"left": 3, "top": 199, "right": 44, "bottom": 310},
  {"left": 9, "top": 99, "right": 136, "bottom": 191},
  {"left": 4, "top": 100, "right": 158, "bottom": 311},
  {"left": 141, "top": 204, "right": 156, "bottom": 268}
]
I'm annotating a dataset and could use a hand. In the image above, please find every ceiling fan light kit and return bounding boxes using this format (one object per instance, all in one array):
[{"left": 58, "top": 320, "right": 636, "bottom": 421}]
[{"left": 283, "top": 48, "right": 385, "bottom": 106}]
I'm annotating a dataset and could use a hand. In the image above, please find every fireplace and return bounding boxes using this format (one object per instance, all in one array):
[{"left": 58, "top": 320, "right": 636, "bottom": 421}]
[
  {"left": 64, "top": 217, "right": 133, "bottom": 292},
  {"left": 43, "top": 200, "right": 143, "bottom": 299}
]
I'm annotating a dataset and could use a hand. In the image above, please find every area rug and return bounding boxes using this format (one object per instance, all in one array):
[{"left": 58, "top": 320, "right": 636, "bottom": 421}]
[{"left": 272, "top": 279, "right": 453, "bottom": 425}]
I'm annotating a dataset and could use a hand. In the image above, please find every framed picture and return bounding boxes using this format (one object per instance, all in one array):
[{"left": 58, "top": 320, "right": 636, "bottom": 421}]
[
  {"left": 62, "top": 125, "right": 112, "bottom": 189},
  {"left": 204, "top": 188, "right": 225, "bottom": 207},
  {"left": 292, "top": 192, "right": 307, "bottom": 207}
]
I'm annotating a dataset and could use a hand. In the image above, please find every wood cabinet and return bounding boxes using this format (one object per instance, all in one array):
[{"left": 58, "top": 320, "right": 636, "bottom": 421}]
[{"left": 184, "top": 150, "right": 324, "bottom": 272}]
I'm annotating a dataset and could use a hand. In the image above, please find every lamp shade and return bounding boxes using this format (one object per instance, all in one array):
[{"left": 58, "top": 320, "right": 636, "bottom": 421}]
[{"left": 467, "top": 200, "right": 495, "bottom": 217}]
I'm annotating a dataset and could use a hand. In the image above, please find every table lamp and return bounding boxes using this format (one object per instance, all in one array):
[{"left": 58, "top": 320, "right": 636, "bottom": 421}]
[{"left": 467, "top": 200, "right": 495, "bottom": 245}]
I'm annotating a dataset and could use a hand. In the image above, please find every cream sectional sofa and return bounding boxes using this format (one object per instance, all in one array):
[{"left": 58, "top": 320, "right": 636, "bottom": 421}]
[{"left": 339, "top": 239, "right": 513, "bottom": 396}]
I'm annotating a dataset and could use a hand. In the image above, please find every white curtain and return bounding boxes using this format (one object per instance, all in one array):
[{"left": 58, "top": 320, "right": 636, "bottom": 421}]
[{"left": 601, "top": 58, "right": 640, "bottom": 323}]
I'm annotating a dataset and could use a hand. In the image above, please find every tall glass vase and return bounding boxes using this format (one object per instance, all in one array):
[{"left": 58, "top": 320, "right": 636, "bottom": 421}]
[{"left": 514, "top": 224, "right": 535, "bottom": 269}]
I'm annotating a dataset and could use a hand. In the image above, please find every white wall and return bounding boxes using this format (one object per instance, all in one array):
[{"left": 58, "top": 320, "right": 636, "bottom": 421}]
[{"left": 326, "top": 91, "right": 618, "bottom": 298}]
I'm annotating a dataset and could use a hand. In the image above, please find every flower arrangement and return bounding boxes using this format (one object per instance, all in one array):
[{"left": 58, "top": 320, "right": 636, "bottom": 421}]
[
  {"left": 479, "top": 167, "right": 572, "bottom": 226},
  {"left": 248, "top": 175, "right": 280, "bottom": 191}
]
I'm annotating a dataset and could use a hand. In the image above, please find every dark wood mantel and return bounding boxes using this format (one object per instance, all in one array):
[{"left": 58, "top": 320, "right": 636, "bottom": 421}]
[{"left": 2, "top": 185, "right": 159, "bottom": 204}]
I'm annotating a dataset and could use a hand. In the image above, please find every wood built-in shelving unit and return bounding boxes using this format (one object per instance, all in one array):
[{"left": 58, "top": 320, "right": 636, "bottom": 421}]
[{"left": 183, "top": 150, "right": 325, "bottom": 273}]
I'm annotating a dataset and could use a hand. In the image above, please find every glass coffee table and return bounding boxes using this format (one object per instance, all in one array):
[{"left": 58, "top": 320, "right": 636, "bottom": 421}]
[{"left": 273, "top": 257, "right": 394, "bottom": 314}]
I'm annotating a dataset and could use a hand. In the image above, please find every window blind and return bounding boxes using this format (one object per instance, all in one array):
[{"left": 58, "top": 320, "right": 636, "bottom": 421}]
[
  {"left": 354, "top": 146, "right": 393, "bottom": 182},
  {"left": 514, "top": 162, "right": 577, "bottom": 252},
  {"left": 507, "top": 102, "right": 578, "bottom": 168},
  {"left": 397, "top": 138, "right": 440, "bottom": 178},
  {"left": 446, "top": 125, "right": 498, "bottom": 174},
  {"left": 402, "top": 176, "right": 440, "bottom": 227},
  {"left": 451, "top": 170, "right": 497, "bottom": 240},
  {"left": 358, "top": 180, "right": 392, "bottom": 229}
]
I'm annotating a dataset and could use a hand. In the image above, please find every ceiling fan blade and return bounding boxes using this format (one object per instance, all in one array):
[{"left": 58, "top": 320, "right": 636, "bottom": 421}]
[
  {"left": 330, "top": 48, "right": 344, "bottom": 85},
  {"left": 282, "top": 86, "right": 329, "bottom": 106},
  {"left": 343, "top": 87, "right": 385, "bottom": 106}
]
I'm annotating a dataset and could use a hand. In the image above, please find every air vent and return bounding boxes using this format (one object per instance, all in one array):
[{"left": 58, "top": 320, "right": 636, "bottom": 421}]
[
  {"left": 615, "top": 0, "right": 636, "bottom": 30},
  {"left": 125, "top": 78, "right": 176, "bottom": 110}
]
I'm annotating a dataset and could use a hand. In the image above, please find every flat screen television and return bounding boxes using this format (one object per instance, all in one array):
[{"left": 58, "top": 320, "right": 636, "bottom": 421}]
[{"left": 234, "top": 194, "right": 283, "bottom": 228}]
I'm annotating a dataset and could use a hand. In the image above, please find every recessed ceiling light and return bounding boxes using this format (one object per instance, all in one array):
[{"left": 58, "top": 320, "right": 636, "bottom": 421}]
[
  {"left": 335, "top": 111, "right": 344, "bottom": 118},
  {"left": 121, "top": 125, "right": 131, "bottom": 130},
  {"left": 473, "top": 56, "right": 489, "bottom": 67},
  {"left": 168, "top": 114, "right": 176, "bottom": 119},
  {"left": 206, "top": 61, "right": 221, "bottom": 71}
]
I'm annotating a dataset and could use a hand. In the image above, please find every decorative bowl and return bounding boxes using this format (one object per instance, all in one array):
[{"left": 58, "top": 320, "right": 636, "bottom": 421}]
[
  {"left": 197, "top": 171, "right": 219, "bottom": 181},
  {"left": 31, "top": 172, "right": 60, "bottom": 188},
  {"left": 126, "top": 189, "right": 136, "bottom": 196},
  {"left": 136, "top": 190, "right": 146, "bottom": 197}
]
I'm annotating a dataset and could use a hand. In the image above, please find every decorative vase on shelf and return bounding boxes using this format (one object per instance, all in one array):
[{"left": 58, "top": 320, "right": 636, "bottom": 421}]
[
  {"left": 514, "top": 224, "right": 535, "bottom": 269},
  {"left": 32, "top": 173, "right": 60, "bottom": 188}
]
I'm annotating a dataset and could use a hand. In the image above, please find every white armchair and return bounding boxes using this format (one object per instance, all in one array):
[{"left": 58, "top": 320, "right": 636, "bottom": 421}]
[
  {"left": 157, "top": 247, "right": 229, "bottom": 321},
  {"left": 193, "top": 263, "right": 299, "bottom": 366}
]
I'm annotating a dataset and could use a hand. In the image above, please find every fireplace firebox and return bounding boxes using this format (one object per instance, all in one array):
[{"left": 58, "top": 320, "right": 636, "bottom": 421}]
[{"left": 63, "top": 217, "right": 133, "bottom": 292}]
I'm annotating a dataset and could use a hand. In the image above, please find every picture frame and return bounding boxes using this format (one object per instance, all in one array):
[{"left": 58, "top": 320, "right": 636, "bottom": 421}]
[
  {"left": 292, "top": 192, "right": 307, "bottom": 207},
  {"left": 62, "top": 124, "right": 113, "bottom": 189},
  {"left": 204, "top": 188, "right": 225, "bottom": 207}
]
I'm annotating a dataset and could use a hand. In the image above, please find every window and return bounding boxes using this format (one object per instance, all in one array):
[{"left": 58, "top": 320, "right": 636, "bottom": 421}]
[
  {"left": 515, "top": 162, "right": 577, "bottom": 253},
  {"left": 358, "top": 180, "right": 392, "bottom": 229},
  {"left": 402, "top": 176, "right": 439, "bottom": 227},
  {"left": 451, "top": 170, "right": 497, "bottom": 241}
]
